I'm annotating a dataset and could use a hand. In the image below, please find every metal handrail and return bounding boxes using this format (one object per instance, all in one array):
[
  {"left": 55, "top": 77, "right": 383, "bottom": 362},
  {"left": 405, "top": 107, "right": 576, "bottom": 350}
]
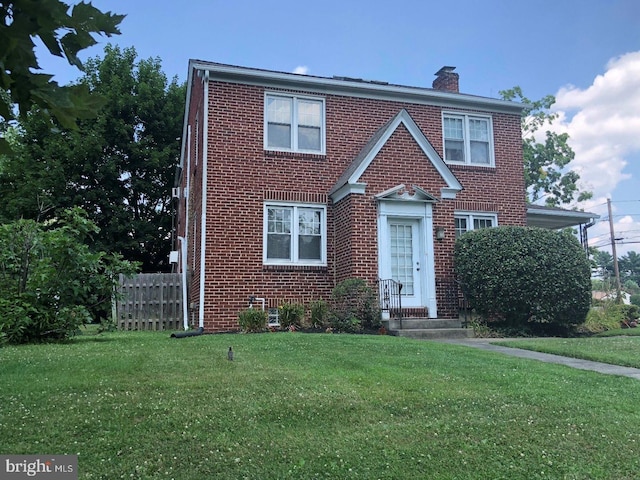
[{"left": 377, "top": 278, "right": 403, "bottom": 328}]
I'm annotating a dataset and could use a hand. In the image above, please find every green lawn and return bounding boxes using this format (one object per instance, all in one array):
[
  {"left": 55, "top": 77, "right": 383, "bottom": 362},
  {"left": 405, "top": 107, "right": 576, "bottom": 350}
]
[
  {"left": 495, "top": 335, "right": 640, "bottom": 369},
  {"left": 2, "top": 331, "right": 640, "bottom": 479}
]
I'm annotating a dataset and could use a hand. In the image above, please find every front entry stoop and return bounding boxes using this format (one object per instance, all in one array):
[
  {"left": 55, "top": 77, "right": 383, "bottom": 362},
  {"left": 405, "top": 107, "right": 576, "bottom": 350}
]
[{"left": 383, "top": 318, "right": 474, "bottom": 340}]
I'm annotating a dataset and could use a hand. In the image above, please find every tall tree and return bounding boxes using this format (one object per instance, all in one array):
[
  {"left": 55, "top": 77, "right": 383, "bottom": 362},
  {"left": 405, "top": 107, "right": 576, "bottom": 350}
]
[
  {"left": 619, "top": 251, "right": 640, "bottom": 285},
  {"left": 500, "top": 87, "right": 592, "bottom": 207},
  {"left": 591, "top": 248, "right": 614, "bottom": 280},
  {"left": 0, "top": 45, "right": 185, "bottom": 271},
  {"left": 0, "top": 1, "right": 124, "bottom": 152}
]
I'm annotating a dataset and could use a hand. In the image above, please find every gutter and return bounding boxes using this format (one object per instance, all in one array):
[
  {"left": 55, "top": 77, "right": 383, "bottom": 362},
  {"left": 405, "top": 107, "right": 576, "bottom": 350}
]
[{"left": 189, "top": 60, "right": 523, "bottom": 115}]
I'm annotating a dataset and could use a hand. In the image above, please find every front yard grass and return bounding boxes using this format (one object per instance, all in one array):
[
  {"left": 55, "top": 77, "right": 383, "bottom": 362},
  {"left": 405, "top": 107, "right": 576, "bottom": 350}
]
[
  {"left": 2, "top": 331, "right": 640, "bottom": 479},
  {"left": 495, "top": 335, "right": 640, "bottom": 369}
]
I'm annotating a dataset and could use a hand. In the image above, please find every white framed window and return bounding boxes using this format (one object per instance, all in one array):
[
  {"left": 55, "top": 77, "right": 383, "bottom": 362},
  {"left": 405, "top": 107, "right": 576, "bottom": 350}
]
[
  {"left": 443, "top": 113, "right": 494, "bottom": 166},
  {"left": 263, "top": 202, "right": 327, "bottom": 265},
  {"left": 265, "top": 93, "right": 325, "bottom": 154},
  {"left": 454, "top": 212, "right": 498, "bottom": 239},
  {"left": 268, "top": 308, "right": 280, "bottom": 327}
]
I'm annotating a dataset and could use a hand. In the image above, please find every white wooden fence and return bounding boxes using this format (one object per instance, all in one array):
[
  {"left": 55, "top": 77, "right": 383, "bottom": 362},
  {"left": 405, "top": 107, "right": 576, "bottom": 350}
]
[{"left": 116, "top": 273, "right": 183, "bottom": 330}]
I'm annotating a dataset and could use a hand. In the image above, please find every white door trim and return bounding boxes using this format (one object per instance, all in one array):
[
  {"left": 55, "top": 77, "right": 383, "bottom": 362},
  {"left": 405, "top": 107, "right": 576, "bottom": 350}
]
[{"left": 377, "top": 200, "right": 437, "bottom": 318}]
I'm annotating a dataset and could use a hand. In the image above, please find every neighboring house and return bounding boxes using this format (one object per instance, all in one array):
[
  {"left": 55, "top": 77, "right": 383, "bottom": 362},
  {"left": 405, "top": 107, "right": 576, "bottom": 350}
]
[
  {"left": 173, "top": 61, "right": 597, "bottom": 332},
  {"left": 592, "top": 291, "right": 631, "bottom": 305}
]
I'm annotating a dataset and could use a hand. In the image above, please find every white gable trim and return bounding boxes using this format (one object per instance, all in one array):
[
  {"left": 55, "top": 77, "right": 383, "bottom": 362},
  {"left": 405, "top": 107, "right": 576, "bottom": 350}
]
[
  {"left": 346, "top": 110, "right": 462, "bottom": 200},
  {"left": 331, "top": 182, "right": 367, "bottom": 204}
]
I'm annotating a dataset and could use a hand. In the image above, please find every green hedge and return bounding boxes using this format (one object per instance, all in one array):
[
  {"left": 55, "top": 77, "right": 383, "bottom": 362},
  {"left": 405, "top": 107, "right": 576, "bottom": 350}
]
[{"left": 454, "top": 226, "right": 591, "bottom": 333}]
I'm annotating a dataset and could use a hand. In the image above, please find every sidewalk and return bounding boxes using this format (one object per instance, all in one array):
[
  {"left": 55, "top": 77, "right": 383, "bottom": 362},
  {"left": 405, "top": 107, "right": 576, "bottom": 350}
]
[{"left": 437, "top": 338, "right": 640, "bottom": 380}]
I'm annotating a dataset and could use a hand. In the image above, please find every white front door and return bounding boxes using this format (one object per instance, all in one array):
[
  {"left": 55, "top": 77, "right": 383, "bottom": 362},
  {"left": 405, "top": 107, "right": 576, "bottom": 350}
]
[
  {"left": 387, "top": 218, "right": 423, "bottom": 308},
  {"left": 377, "top": 199, "right": 437, "bottom": 317}
]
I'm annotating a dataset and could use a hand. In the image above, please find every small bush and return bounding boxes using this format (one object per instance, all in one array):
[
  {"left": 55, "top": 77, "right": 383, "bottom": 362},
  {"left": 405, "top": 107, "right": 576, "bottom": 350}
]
[
  {"left": 309, "top": 299, "right": 329, "bottom": 328},
  {"left": 238, "top": 308, "right": 267, "bottom": 333},
  {"left": 620, "top": 304, "right": 640, "bottom": 322},
  {"left": 329, "top": 278, "right": 380, "bottom": 332},
  {"left": 278, "top": 302, "right": 305, "bottom": 329},
  {"left": 580, "top": 306, "right": 625, "bottom": 334},
  {"left": 631, "top": 294, "right": 640, "bottom": 308}
]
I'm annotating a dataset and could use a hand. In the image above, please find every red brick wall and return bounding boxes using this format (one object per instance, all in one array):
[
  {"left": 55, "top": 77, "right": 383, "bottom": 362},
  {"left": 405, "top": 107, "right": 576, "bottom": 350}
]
[{"left": 182, "top": 76, "right": 526, "bottom": 330}]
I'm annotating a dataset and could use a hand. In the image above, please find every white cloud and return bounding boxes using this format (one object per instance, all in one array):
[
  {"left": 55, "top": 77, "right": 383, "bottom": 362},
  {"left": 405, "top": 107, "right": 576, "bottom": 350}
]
[
  {"left": 542, "top": 52, "right": 640, "bottom": 257},
  {"left": 292, "top": 65, "right": 309, "bottom": 75},
  {"left": 552, "top": 51, "right": 640, "bottom": 198}
]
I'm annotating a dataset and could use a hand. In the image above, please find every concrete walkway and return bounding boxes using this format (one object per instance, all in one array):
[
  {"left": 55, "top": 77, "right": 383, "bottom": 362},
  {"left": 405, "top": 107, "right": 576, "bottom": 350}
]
[{"left": 437, "top": 338, "right": 640, "bottom": 380}]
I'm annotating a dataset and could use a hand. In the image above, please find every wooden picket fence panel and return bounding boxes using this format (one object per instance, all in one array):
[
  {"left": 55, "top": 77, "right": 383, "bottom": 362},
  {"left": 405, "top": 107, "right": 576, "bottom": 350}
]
[{"left": 116, "top": 273, "right": 183, "bottom": 331}]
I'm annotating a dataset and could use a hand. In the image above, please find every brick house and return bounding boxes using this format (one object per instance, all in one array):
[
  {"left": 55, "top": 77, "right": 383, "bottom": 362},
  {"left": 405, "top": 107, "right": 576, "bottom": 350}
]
[{"left": 173, "top": 61, "right": 593, "bottom": 333}]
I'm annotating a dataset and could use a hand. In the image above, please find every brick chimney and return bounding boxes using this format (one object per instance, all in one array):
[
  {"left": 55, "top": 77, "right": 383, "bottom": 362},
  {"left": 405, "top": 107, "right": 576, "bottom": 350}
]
[{"left": 432, "top": 66, "right": 459, "bottom": 93}]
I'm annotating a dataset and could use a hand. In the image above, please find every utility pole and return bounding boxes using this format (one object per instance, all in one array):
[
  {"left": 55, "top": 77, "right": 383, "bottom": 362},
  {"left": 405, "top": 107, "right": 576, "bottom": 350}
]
[{"left": 607, "top": 198, "right": 623, "bottom": 303}]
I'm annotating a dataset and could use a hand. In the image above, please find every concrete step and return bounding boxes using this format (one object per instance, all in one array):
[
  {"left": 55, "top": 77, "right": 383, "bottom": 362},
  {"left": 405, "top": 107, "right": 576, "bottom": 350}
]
[
  {"left": 384, "top": 318, "right": 462, "bottom": 330},
  {"left": 390, "top": 328, "right": 474, "bottom": 340}
]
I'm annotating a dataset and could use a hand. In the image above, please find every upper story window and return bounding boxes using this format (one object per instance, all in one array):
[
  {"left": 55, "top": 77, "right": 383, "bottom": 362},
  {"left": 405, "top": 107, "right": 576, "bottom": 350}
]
[
  {"left": 264, "top": 202, "right": 327, "bottom": 266},
  {"left": 265, "top": 94, "right": 325, "bottom": 154},
  {"left": 443, "top": 113, "right": 494, "bottom": 166},
  {"left": 454, "top": 212, "right": 497, "bottom": 239}
]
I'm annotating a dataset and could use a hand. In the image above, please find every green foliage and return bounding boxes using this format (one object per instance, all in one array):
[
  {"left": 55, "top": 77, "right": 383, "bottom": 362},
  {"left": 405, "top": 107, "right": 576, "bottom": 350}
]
[
  {"left": 238, "top": 308, "right": 267, "bottom": 333},
  {"left": 581, "top": 305, "right": 625, "bottom": 334},
  {"left": 621, "top": 304, "right": 640, "bottom": 321},
  {"left": 278, "top": 302, "right": 305, "bottom": 329},
  {"left": 455, "top": 226, "right": 591, "bottom": 334},
  {"left": 0, "top": 45, "right": 186, "bottom": 271},
  {"left": 0, "top": 208, "right": 137, "bottom": 343},
  {"left": 500, "top": 87, "right": 592, "bottom": 207},
  {"left": 0, "top": 0, "right": 124, "bottom": 153},
  {"left": 631, "top": 294, "right": 640, "bottom": 307},
  {"left": 582, "top": 303, "right": 639, "bottom": 334},
  {"left": 624, "top": 279, "right": 640, "bottom": 295},
  {"left": 619, "top": 251, "right": 640, "bottom": 285},
  {"left": 590, "top": 248, "right": 614, "bottom": 279},
  {"left": 309, "top": 299, "right": 329, "bottom": 328},
  {"left": 329, "top": 278, "right": 381, "bottom": 332}
]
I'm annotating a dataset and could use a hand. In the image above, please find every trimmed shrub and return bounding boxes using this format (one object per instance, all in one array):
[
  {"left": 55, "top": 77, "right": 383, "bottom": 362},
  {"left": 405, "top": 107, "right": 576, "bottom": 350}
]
[
  {"left": 329, "top": 278, "right": 381, "bottom": 332},
  {"left": 454, "top": 226, "right": 591, "bottom": 334},
  {"left": 238, "top": 308, "right": 267, "bottom": 333},
  {"left": 278, "top": 302, "right": 305, "bottom": 329}
]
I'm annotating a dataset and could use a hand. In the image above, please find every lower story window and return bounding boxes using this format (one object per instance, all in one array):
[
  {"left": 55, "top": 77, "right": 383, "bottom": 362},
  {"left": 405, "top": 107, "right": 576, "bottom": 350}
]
[
  {"left": 264, "top": 202, "right": 327, "bottom": 265},
  {"left": 268, "top": 308, "right": 280, "bottom": 326},
  {"left": 454, "top": 212, "right": 497, "bottom": 239}
]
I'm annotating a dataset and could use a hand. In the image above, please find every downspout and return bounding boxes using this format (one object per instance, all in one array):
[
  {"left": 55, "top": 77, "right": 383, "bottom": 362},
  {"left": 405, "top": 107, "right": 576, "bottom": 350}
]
[
  {"left": 185, "top": 124, "right": 191, "bottom": 272},
  {"left": 178, "top": 236, "right": 189, "bottom": 330},
  {"left": 198, "top": 70, "right": 209, "bottom": 329},
  {"left": 183, "top": 124, "right": 192, "bottom": 330}
]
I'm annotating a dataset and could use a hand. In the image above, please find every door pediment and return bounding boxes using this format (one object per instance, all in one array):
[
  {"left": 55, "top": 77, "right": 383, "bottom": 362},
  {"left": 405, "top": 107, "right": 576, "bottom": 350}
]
[{"left": 375, "top": 184, "right": 440, "bottom": 203}]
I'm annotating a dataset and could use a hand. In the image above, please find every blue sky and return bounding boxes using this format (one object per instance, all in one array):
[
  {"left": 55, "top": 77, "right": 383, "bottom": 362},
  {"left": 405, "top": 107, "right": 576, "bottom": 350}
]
[{"left": 38, "top": 0, "right": 640, "bottom": 256}]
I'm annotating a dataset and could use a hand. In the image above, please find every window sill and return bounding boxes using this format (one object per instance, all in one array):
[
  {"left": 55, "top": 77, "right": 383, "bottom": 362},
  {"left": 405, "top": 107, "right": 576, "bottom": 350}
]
[
  {"left": 265, "top": 150, "right": 326, "bottom": 161},
  {"left": 263, "top": 264, "right": 328, "bottom": 272},
  {"left": 448, "top": 163, "right": 496, "bottom": 171}
]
